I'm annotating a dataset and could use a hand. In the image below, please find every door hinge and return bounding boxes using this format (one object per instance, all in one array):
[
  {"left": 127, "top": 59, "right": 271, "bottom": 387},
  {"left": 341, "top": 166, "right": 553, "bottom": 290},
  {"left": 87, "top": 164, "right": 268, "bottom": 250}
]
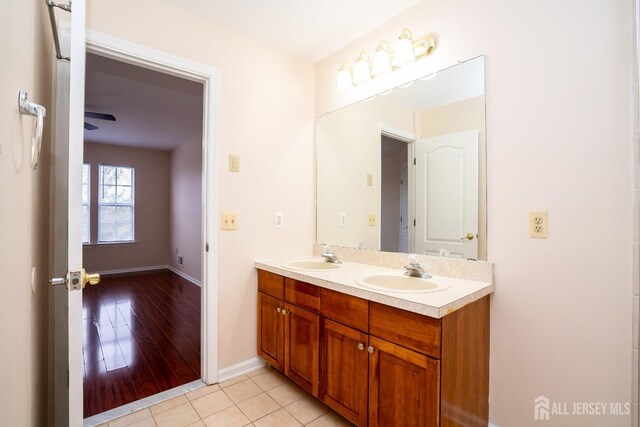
[
  {"left": 413, "top": 157, "right": 416, "bottom": 165},
  {"left": 414, "top": 219, "right": 416, "bottom": 226},
  {"left": 205, "top": 242, "right": 209, "bottom": 252}
]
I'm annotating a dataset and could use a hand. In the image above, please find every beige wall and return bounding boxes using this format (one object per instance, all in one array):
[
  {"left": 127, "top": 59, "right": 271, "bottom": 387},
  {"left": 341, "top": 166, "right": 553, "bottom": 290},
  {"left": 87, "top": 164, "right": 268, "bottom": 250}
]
[
  {"left": 86, "top": 0, "right": 316, "bottom": 369},
  {"left": 418, "top": 95, "right": 486, "bottom": 260},
  {"left": 0, "top": 1, "right": 53, "bottom": 426},
  {"left": 169, "top": 135, "right": 203, "bottom": 281},
  {"left": 83, "top": 142, "right": 170, "bottom": 272},
  {"left": 316, "top": 1, "right": 633, "bottom": 426}
]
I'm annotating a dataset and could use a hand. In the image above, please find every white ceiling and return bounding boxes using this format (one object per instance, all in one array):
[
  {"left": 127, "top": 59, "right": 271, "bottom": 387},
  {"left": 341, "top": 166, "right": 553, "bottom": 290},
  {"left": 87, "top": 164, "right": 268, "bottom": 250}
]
[
  {"left": 160, "top": 0, "right": 424, "bottom": 62},
  {"left": 84, "top": 53, "right": 203, "bottom": 151}
]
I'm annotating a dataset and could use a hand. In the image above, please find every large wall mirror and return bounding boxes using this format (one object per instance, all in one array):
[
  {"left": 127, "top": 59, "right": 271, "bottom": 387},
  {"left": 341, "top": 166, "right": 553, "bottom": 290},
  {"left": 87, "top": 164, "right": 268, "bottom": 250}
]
[{"left": 316, "top": 55, "right": 486, "bottom": 260}]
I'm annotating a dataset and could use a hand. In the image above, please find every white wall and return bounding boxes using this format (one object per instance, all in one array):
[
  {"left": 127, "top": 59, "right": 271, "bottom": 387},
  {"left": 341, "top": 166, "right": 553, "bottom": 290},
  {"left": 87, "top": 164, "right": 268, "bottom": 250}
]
[
  {"left": 169, "top": 135, "right": 203, "bottom": 282},
  {"left": 316, "top": 1, "right": 634, "bottom": 426},
  {"left": 86, "top": 0, "right": 316, "bottom": 369},
  {"left": 0, "top": 1, "right": 53, "bottom": 426}
]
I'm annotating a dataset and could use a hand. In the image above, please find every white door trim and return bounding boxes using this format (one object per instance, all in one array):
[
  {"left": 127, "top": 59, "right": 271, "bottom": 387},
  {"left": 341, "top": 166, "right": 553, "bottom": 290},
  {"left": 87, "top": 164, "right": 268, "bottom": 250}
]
[{"left": 84, "top": 29, "right": 220, "bottom": 385}]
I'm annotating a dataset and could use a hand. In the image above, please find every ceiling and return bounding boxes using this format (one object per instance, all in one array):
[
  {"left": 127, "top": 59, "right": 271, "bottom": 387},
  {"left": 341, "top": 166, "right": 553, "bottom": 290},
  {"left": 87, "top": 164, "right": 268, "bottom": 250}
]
[
  {"left": 84, "top": 53, "right": 203, "bottom": 151},
  {"left": 160, "top": 0, "right": 424, "bottom": 62}
]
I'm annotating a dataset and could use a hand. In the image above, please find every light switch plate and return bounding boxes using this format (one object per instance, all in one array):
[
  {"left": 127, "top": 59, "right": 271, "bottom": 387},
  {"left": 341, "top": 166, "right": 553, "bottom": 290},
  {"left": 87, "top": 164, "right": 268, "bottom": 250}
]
[
  {"left": 275, "top": 211, "right": 283, "bottom": 228},
  {"left": 229, "top": 154, "right": 240, "bottom": 172},
  {"left": 367, "top": 174, "right": 373, "bottom": 187},
  {"left": 529, "top": 211, "right": 548, "bottom": 238},
  {"left": 221, "top": 212, "right": 238, "bottom": 231},
  {"left": 339, "top": 212, "right": 347, "bottom": 226},
  {"left": 367, "top": 214, "right": 376, "bottom": 226}
]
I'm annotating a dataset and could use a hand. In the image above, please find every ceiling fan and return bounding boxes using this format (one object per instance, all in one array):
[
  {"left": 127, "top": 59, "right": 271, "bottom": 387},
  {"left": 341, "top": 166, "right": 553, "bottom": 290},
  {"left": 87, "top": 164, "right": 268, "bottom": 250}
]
[{"left": 84, "top": 111, "right": 116, "bottom": 131}]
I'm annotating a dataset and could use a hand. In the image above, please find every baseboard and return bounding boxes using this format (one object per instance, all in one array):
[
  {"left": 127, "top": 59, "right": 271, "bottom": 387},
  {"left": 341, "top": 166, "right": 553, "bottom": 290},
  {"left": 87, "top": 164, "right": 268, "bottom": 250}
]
[
  {"left": 96, "top": 265, "right": 169, "bottom": 276},
  {"left": 217, "top": 357, "right": 266, "bottom": 383},
  {"left": 489, "top": 423, "right": 499, "bottom": 427},
  {"left": 167, "top": 266, "right": 202, "bottom": 287}
]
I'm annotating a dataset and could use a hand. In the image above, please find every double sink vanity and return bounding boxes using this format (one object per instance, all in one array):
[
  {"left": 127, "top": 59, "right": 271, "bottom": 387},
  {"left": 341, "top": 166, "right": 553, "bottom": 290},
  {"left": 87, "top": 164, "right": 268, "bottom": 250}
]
[
  {"left": 255, "top": 54, "right": 492, "bottom": 426},
  {"left": 255, "top": 253, "right": 494, "bottom": 427}
]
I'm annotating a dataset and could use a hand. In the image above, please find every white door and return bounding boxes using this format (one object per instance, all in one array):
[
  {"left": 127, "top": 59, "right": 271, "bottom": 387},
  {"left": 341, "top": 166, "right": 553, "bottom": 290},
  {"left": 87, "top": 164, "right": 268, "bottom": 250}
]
[
  {"left": 414, "top": 130, "right": 478, "bottom": 259},
  {"left": 50, "top": 3, "right": 88, "bottom": 426}
]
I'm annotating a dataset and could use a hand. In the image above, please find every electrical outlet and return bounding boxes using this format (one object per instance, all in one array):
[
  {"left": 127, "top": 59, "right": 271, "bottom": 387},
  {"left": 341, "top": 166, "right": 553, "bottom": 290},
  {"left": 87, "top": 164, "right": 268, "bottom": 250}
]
[
  {"left": 529, "top": 211, "right": 548, "bottom": 238},
  {"left": 275, "top": 211, "right": 283, "bottom": 228},
  {"left": 367, "top": 174, "right": 373, "bottom": 187},
  {"left": 339, "top": 212, "right": 347, "bottom": 226},
  {"left": 221, "top": 212, "right": 238, "bottom": 231},
  {"left": 178, "top": 255, "right": 183, "bottom": 266},
  {"left": 367, "top": 214, "right": 376, "bottom": 226}
]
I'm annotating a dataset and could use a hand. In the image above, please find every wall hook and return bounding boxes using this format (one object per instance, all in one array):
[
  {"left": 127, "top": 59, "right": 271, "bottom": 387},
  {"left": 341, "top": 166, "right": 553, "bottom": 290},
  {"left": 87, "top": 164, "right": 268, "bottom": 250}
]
[{"left": 18, "top": 91, "right": 46, "bottom": 170}]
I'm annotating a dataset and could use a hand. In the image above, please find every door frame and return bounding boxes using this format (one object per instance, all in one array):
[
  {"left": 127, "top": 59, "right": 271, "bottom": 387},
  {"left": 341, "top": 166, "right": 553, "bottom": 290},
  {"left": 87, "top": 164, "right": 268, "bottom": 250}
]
[
  {"left": 377, "top": 123, "right": 416, "bottom": 253},
  {"left": 84, "top": 29, "right": 220, "bottom": 385}
]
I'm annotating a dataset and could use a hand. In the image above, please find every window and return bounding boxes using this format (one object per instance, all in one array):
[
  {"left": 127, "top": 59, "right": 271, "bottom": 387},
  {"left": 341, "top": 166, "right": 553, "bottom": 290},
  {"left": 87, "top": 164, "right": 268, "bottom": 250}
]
[
  {"left": 98, "top": 164, "right": 135, "bottom": 243},
  {"left": 82, "top": 164, "right": 90, "bottom": 244}
]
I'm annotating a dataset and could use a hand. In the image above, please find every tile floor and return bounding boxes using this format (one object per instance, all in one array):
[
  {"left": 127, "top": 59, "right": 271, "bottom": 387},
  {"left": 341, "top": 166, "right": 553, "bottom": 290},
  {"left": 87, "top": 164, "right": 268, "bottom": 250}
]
[{"left": 98, "top": 366, "right": 353, "bottom": 427}]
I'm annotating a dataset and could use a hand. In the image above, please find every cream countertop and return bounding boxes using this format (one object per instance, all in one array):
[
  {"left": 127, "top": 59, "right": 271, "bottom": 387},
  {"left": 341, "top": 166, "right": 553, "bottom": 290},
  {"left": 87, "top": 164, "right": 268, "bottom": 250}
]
[{"left": 255, "top": 257, "right": 494, "bottom": 319}]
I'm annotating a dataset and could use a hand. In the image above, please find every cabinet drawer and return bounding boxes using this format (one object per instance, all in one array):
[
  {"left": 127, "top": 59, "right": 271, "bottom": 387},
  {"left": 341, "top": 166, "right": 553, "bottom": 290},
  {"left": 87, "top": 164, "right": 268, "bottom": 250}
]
[
  {"left": 370, "top": 302, "right": 441, "bottom": 358},
  {"left": 285, "top": 278, "right": 320, "bottom": 313},
  {"left": 258, "top": 270, "right": 284, "bottom": 299},
  {"left": 320, "top": 289, "right": 369, "bottom": 333}
]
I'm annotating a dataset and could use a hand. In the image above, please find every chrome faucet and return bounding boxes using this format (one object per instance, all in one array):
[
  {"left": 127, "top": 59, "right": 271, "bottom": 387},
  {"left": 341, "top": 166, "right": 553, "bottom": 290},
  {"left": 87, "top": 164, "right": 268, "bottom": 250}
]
[
  {"left": 322, "top": 245, "right": 342, "bottom": 264},
  {"left": 404, "top": 254, "right": 431, "bottom": 279}
]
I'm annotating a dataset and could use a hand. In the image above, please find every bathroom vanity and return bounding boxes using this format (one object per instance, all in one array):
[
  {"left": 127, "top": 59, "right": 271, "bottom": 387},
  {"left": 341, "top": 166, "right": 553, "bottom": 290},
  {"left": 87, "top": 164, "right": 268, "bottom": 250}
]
[{"left": 255, "top": 259, "right": 492, "bottom": 427}]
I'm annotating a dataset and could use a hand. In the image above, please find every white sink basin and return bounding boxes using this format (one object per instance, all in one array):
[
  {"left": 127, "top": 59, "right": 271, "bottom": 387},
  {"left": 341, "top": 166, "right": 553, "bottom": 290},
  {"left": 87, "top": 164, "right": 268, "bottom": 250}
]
[
  {"left": 282, "top": 259, "right": 343, "bottom": 272},
  {"left": 356, "top": 274, "right": 451, "bottom": 293}
]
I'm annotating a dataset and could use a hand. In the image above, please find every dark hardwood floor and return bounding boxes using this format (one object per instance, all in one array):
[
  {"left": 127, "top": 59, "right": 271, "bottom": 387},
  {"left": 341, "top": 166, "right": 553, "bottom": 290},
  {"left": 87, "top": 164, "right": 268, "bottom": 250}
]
[{"left": 83, "top": 269, "right": 201, "bottom": 418}]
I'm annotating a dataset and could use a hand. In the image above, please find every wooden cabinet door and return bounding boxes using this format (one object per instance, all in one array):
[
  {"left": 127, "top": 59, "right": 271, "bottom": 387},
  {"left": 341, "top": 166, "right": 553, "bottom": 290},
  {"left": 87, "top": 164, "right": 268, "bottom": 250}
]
[
  {"left": 258, "top": 292, "right": 285, "bottom": 371},
  {"left": 284, "top": 303, "right": 320, "bottom": 396},
  {"left": 320, "top": 318, "right": 368, "bottom": 427},
  {"left": 369, "top": 336, "right": 440, "bottom": 427}
]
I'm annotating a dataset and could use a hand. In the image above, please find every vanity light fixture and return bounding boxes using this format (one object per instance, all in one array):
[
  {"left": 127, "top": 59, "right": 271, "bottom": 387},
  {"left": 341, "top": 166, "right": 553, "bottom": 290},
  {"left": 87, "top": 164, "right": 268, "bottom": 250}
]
[
  {"left": 336, "top": 27, "right": 436, "bottom": 90},
  {"left": 372, "top": 41, "right": 392, "bottom": 76},
  {"left": 336, "top": 62, "right": 354, "bottom": 90},
  {"left": 353, "top": 51, "right": 373, "bottom": 84}
]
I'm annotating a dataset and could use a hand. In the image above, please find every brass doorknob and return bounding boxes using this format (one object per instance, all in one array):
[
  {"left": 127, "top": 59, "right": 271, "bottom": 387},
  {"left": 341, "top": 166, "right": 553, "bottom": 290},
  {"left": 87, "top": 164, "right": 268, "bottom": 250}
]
[
  {"left": 460, "top": 233, "right": 475, "bottom": 241},
  {"left": 82, "top": 269, "right": 101, "bottom": 288}
]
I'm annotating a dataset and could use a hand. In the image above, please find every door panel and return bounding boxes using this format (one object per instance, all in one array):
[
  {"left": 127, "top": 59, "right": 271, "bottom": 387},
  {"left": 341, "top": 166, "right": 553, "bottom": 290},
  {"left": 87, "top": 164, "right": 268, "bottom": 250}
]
[
  {"left": 257, "top": 292, "right": 285, "bottom": 371},
  {"left": 369, "top": 336, "right": 440, "bottom": 427},
  {"left": 415, "top": 130, "right": 478, "bottom": 259},
  {"left": 320, "top": 318, "right": 368, "bottom": 426},
  {"left": 284, "top": 303, "right": 319, "bottom": 396},
  {"left": 51, "top": 3, "right": 86, "bottom": 425}
]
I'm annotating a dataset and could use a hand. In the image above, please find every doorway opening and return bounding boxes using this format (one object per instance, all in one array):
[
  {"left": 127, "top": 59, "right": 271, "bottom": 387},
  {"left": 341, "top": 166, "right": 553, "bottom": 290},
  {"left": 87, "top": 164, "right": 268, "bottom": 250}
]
[
  {"left": 81, "top": 52, "right": 205, "bottom": 418},
  {"left": 380, "top": 134, "right": 410, "bottom": 253}
]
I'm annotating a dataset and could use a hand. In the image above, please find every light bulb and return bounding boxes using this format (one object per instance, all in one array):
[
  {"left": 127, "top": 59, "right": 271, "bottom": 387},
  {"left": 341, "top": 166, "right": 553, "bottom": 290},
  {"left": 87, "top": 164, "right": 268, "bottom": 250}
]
[
  {"left": 336, "top": 62, "right": 354, "bottom": 90},
  {"left": 372, "top": 41, "right": 392, "bottom": 76},
  {"left": 352, "top": 51, "right": 372, "bottom": 85},
  {"left": 393, "top": 28, "right": 415, "bottom": 68}
]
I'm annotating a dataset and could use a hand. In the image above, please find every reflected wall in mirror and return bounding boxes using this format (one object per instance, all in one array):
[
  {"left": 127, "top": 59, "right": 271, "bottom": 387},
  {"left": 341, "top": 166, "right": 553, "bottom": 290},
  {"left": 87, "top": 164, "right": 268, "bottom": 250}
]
[{"left": 316, "top": 56, "right": 486, "bottom": 260}]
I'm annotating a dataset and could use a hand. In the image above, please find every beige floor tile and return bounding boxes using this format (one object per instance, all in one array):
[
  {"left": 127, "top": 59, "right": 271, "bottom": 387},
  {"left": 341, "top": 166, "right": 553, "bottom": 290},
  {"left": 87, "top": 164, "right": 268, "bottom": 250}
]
[
  {"left": 202, "top": 405, "right": 250, "bottom": 427},
  {"left": 191, "top": 389, "right": 235, "bottom": 418},
  {"left": 251, "top": 370, "right": 288, "bottom": 391},
  {"left": 185, "top": 421, "right": 206, "bottom": 427},
  {"left": 284, "top": 396, "right": 328, "bottom": 424},
  {"left": 109, "top": 408, "right": 153, "bottom": 427},
  {"left": 186, "top": 384, "right": 221, "bottom": 401},
  {"left": 306, "top": 411, "right": 353, "bottom": 427},
  {"left": 150, "top": 395, "right": 190, "bottom": 416},
  {"left": 253, "top": 408, "right": 302, "bottom": 427},
  {"left": 153, "top": 402, "right": 200, "bottom": 427},
  {"left": 126, "top": 418, "right": 157, "bottom": 427},
  {"left": 266, "top": 382, "right": 306, "bottom": 407},
  {"left": 224, "top": 379, "right": 263, "bottom": 404},
  {"left": 220, "top": 374, "right": 249, "bottom": 388},
  {"left": 246, "top": 366, "right": 272, "bottom": 378},
  {"left": 237, "top": 392, "right": 281, "bottom": 421}
]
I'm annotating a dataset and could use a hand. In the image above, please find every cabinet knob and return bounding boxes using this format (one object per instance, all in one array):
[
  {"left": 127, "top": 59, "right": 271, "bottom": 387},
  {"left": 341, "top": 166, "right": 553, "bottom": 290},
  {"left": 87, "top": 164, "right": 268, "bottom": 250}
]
[
  {"left": 281, "top": 309, "right": 287, "bottom": 316},
  {"left": 357, "top": 343, "right": 364, "bottom": 351},
  {"left": 367, "top": 346, "right": 375, "bottom": 353},
  {"left": 276, "top": 307, "right": 281, "bottom": 313}
]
